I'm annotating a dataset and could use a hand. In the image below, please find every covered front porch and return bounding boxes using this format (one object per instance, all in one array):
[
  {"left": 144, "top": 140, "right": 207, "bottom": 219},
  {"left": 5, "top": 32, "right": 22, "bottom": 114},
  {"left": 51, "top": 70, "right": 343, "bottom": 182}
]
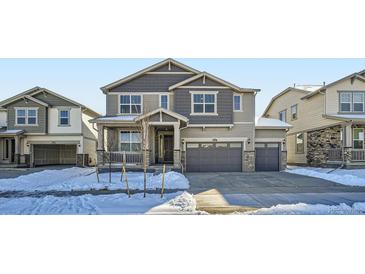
[
  {"left": 0, "top": 129, "right": 26, "bottom": 167},
  {"left": 92, "top": 108, "right": 188, "bottom": 170}
]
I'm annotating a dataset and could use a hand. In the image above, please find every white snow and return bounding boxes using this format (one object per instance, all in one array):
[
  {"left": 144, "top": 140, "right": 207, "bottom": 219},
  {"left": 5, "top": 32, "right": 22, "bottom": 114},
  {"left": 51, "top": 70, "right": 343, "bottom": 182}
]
[
  {"left": 286, "top": 166, "right": 365, "bottom": 187},
  {"left": 0, "top": 167, "right": 189, "bottom": 192},
  {"left": 95, "top": 115, "right": 138, "bottom": 121},
  {"left": 255, "top": 117, "right": 292, "bottom": 128},
  {"left": 0, "top": 191, "right": 204, "bottom": 215},
  {"left": 326, "top": 114, "right": 365, "bottom": 120},
  {"left": 244, "top": 202, "right": 365, "bottom": 215}
]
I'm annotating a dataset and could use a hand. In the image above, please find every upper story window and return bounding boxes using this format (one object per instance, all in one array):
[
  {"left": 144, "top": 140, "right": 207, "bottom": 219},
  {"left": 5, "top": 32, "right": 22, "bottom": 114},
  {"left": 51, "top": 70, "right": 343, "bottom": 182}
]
[
  {"left": 59, "top": 109, "right": 70, "bottom": 126},
  {"left": 339, "top": 91, "right": 365, "bottom": 112},
  {"left": 120, "top": 95, "right": 142, "bottom": 114},
  {"left": 15, "top": 108, "right": 38, "bottom": 125},
  {"left": 233, "top": 94, "right": 242, "bottom": 112},
  {"left": 190, "top": 91, "right": 218, "bottom": 115},
  {"left": 291, "top": 104, "right": 298, "bottom": 120},
  {"left": 295, "top": 133, "right": 304, "bottom": 154},
  {"left": 279, "top": 109, "right": 287, "bottom": 122},
  {"left": 160, "top": 95, "right": 169, "bottom": 109}
]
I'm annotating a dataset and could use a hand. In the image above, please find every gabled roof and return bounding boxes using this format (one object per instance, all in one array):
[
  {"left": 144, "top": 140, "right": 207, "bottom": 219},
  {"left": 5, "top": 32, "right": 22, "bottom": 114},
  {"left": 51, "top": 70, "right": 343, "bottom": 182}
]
[
  {"left": 0, "top": 86, "right": 100, "bottom": 117},
  {"left": 134, "top": 108, "right": 189, "bottom": 123},
  {"left": 100, "top": 58, "right": 201, "bottom": 94},
  {"left": 168, "top": 71, "right": 260, "bottom": 93}
]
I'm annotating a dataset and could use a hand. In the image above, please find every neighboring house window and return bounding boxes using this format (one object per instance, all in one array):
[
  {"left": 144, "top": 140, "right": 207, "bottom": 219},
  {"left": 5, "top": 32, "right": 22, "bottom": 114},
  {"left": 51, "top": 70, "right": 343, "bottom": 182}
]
[
  {"left": 190, "top": 92, "right": 217, "bottom": 114},
  {"left": 296, "top": 133, "right": 304, "bottom": 153},
  {"left": 15, "top": 108, "right": 37, "bottom": 125},
  {"left": 339, "top": 91, "right": 365, "bottom": 112},
  {"left": 59, "top": 109, "right": 70, "bottom": 126},
  {"left": 291, "top": 104, "right": 298, "bottom": 120},
  {"left": 279, "top": 110, "right": 287, "bottom": 122},
  {"left": 120, "top": 131, "right": 141, "bottom": 152},
  {"left": 233, "top": 94, "right": 242, "bottom": 111},
  {"left": 353, "top": 128, "right": 364, "bottom": 149},
  {"left": 160, "top": 95, "right": 169, "bottom": 109},
  {"left": 120, "top": 95, "right": 142, "bottom": 114}
]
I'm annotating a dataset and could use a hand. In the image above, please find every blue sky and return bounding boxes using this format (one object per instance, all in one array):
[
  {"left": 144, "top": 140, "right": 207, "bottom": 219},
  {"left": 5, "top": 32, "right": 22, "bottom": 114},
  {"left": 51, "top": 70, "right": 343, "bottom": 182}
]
[{"left": 1, "top": 58, "right": 365, "bottom": 116}]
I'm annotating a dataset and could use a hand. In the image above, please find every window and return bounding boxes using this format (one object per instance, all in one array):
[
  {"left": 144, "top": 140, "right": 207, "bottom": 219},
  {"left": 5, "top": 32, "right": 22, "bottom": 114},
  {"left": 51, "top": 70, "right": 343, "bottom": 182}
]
[
  {"left": 160, "top": 95, "right": 168, "bottom": 109},
  {"left": 339, "top": 92, "right": 352, "bottom": 112},
  {"left": 353, "top": 92, "right": 364, "bottom": 112},
  {"left": 353, "top": 128, "right": 364, "bottom": 149},
  {"left": 279, "top": 110, "right": 287, "bottom": 122},
  {"left": 120, "top": 95, "right": 142, "bottom": 114},
  {"left": 120, "top": 131, "right": 141, "bottom": 152},
  {"left": 59, "top": 109, "right": 70, "bottom": 126},
  {"left": 233, "top": 95, "right": 242, "bottom": 111},
  {"left": 339, "top": 91, "right": 365, "bottom": 112},
  {"left": 296, "top": 133, "right": 304, "bottom": 153},
  {"left": 191, "top": 92, "right": 217, "bottom": 114},
  {"left": 15, "top": 108, "right": 37, "bottom": 125},
  {"left": 291, "top": 104, "right": 298, "bottom": 120}
]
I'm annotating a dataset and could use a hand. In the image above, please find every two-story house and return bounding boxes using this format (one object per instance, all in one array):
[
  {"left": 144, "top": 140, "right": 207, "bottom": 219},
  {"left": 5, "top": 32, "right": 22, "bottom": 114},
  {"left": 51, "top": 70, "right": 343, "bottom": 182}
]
[
  {"left": 0, "top": 87, "right": 99, "bottom": 167},
  {"left": 92, "top": 59, "right": 291, "bottom": 172},
  {"left": 263, "top": 70, "right": 365, "bottom": 168}
]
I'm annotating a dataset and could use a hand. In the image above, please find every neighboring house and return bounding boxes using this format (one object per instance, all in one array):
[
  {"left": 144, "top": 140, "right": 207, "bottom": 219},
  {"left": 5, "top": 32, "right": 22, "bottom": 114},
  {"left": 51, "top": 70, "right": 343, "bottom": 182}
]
[
  {"left": 0, "top": 87, "right": 100, "bottom": 167},
  {"left": 92, "top": 58, "right": 291, "bottom": 172},
  {"left": 263, "top": 70, "right": 365, "bottom": 168}
]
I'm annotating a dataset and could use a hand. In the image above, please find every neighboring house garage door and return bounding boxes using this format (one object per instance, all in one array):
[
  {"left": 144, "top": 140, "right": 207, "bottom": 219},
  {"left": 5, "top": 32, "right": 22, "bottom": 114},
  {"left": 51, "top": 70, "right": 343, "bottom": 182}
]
[
  {"left": 255, "top": 143, "right": 280, "bottom": 171},
  {"left": 33, "top": 144, "right": 77, "bottom": 166},
  {"left": 186, "top": 142, "right": 242, "bottom": 172}
]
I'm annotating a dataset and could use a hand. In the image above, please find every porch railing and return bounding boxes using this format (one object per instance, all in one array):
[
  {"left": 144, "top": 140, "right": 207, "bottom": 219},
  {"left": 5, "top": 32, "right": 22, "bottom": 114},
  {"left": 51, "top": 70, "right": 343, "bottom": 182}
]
[
  {"left": 350, "top": 149, "right": 365, "bottom": 161},
  {"left": 327, "top": 149, "right": 343, "bottom": 161},
  {"left": 103, "top": 151, "right": 143, "bottom": 165}
]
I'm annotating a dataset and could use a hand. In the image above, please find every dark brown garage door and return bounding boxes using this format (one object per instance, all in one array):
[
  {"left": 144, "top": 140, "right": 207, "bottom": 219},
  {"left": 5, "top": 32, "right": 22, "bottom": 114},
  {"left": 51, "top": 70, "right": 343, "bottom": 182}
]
[
  {"left": 255, "top": 143, "right": 280, "bottom": 171},
  {"left": 186, "top": 142, "right": 242, "bottom": 172},
  {"left": 33, "top": 144, "right": 77, "bottom": 166}
]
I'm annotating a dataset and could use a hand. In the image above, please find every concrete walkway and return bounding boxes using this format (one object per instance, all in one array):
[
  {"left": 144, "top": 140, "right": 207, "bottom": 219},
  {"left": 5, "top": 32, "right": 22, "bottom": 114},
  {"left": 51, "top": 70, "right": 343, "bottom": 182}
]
[{"left": 186, "top": 172, "right": 365, "bottom": 213}]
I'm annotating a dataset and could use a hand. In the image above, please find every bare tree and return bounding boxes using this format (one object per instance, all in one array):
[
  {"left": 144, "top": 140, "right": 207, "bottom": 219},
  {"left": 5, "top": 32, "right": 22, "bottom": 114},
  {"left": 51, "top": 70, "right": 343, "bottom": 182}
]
[
  {"left": 105, "top": 128, "right": 117, "bottom": 184},
  {"left": 136, "top": 115, "right": 150, "bottom": 198}
]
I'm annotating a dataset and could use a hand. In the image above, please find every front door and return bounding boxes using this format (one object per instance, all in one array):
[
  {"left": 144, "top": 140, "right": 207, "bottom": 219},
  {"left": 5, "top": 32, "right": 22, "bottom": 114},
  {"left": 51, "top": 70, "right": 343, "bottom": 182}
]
[
  {"left": 163, "top": 135, "right": 174, "bottom": 163},
  {"left": 2, "top": 138, "right": 15, "bottom": 163}
]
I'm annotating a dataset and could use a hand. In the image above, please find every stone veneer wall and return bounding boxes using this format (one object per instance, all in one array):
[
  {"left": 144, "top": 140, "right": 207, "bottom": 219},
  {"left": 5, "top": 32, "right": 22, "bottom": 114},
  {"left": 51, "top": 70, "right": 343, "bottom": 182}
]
[
  {"left": 243, "top": 151, "right": 255, "bottom": 172},
  {"left": 307, "top": 126, "right": 342, "bottom": 166},
  {"left": 280, "top": 151, "right": 287, "bottom": 171}
]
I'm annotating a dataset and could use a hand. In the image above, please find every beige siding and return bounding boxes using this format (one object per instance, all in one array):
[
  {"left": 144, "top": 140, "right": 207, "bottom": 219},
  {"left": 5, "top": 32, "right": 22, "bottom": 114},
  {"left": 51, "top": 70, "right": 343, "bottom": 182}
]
[
  {"left": 287, "top": 133, "right": 307, "bottom": 164},
  {"left": 233, "top": 93, "right": 255, "bottom": 123},
  {"left": 143, "top": 94, "right": 159, "bottom": 113},
  {"left": 255, "top": 129, "right": 286, "bottom": 139}
]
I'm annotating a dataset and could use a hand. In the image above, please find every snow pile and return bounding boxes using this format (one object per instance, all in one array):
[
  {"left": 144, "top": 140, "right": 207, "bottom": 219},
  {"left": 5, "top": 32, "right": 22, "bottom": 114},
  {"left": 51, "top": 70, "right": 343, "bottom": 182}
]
[
  {"left": 0, "top": 192, "right": 203, "bottom": 215},
  {"left": 0, "top": 168, "right": 190, "bottom": 192},
  {"left": 286, "top": 166, "right": 365, "bottom": 186},
  {"left": 245, "top": 202, "right": 365, "bottom": 215}
]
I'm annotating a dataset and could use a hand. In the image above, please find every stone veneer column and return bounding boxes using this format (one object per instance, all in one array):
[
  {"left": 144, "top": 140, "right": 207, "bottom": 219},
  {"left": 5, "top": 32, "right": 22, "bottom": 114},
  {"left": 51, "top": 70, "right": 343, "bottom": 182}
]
[
  {"left": 243, "top": 151, "right": 255, "bottom": 172},
  {"left": 173, "top": 123, "right": 181, "bottom": 169},
  {"left": 280, "top": 151, "right": 287, "bottom": 171}
]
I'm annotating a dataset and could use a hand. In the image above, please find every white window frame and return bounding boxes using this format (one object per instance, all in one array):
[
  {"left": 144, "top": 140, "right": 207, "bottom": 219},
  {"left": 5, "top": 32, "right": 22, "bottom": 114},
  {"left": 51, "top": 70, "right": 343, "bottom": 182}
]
[
  {"left": 119, "top": 130, "right": 142, "bottom": 153},
  {"left": 233, "top": 94, "right": 242, "bottom": 112},
  {"left": 159, "top": 94, "right": 169, "bottom": 110},
  {"left": 353, "top": 128, "right": 364, "bottom": 149},
  {"left": 119, "top": 94, "right": 143, "bottom": 115},
  {"left": 353, "top": 92, "right": 365, "bottom": 112},
  {"left": 58, "top": 108, "right": 71, "bottom": 126},
  {"left": 279, "top": 109, "right": 287, "bottom": 122},
  {"left": 291, "top": 104, "right": 298, "bottom": 120},
  {"left": 14, "top": 107, "right": 38, "bottom": 126},
  {"left": 295, "top": 133, "right": 304, "bottom": 154},
  {"left": 189, "top": 91, "right": 218, "bottom": 116}
]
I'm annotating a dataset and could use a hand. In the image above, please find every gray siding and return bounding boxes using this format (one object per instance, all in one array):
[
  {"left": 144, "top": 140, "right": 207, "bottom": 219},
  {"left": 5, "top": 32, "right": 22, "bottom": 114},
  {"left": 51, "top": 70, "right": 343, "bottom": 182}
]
[
  {"left": 233, "top": 93, "right": 255, "bottom": 123},
  {"left": 174, "top": 88, "right": 233, "bottom": 124},
  {"left": 7, "top": 99, "right": 47, "bottom": 134},
  {"left": 109, "top": 74, "right": 192, "bottom": 93},
  {"left": 106, "top": 94, "right": 119, "bottom": 116},
  {"left": 185, "top": 77, "right": 225, "bottom": 87},
  {"left": 33, "top": 92, "right": 78, "bottom": 107},
  {"left": 143, "top": 94, "right": 159, "bottom": 113},
  {"left": 106, "top": 94, "right": 160, "bottom": 116}
]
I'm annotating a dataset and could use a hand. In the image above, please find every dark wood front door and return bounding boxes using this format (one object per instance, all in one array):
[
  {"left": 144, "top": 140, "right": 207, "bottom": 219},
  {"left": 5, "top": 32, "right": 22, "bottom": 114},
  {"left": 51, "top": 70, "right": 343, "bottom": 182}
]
[{"left": 163, "top": 135, "right": 174, "bottom": 163}]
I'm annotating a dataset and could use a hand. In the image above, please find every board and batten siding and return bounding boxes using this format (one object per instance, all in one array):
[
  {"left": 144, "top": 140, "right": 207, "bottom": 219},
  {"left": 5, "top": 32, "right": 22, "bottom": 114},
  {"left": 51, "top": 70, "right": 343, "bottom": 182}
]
[
  {"left": 33, "top": 92, "right": 78, "bottom": 107},
  {"left": 7, "top": 99, "right": 47, "bottom": 134}
]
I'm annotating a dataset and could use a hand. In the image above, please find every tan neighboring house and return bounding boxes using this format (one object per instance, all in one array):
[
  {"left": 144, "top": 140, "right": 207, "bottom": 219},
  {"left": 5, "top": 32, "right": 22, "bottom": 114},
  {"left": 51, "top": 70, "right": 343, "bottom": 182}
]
[
  {"left": 263, "top": 70, "right": 365, "bottom": 168},
  {"left": 92, "top": 58, "right": 291, "bottom": 172},
  {"left": 0, "top": 87, "right": 100, "bottom": 167}
]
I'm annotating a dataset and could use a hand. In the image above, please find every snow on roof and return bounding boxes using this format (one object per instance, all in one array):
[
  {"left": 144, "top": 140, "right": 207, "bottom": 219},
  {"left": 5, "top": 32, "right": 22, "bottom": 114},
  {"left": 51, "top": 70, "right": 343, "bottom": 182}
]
[
  {"left": 255, "top": 117, "right": 292, "bottom": 129},
  {"left": 294, "top": 85, "right": 322, "bottom": 92},
  {"left": 92, "top": 115, "right": 138, "bottom": 123},
  {"left": 0, "top": 129, "right": 24, "bottom": 135},
  {"left": 325, "top": 114, "right": 365, "bottom": 120}
]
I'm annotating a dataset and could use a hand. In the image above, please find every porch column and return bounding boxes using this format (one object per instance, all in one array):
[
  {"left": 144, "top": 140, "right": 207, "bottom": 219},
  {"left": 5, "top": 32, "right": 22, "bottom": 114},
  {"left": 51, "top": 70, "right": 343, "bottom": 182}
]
[
  {"left": 344, "top": 123, "right": 353, "bottom": 164},
  {"left": 96, "top": 124, "right": 105, "bottom": 165},
  {"left": 173, "top": 123, "right": 181, "bottom": 169},
  {"left": 14, "top": 135, "right": 21, "bottom": 164}
]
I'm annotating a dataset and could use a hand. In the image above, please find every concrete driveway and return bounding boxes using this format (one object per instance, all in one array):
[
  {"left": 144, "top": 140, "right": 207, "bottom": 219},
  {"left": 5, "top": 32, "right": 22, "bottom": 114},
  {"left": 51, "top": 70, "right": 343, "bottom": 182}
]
[{"left": 186, "top": 172, "right": 365, "bottom": 213}]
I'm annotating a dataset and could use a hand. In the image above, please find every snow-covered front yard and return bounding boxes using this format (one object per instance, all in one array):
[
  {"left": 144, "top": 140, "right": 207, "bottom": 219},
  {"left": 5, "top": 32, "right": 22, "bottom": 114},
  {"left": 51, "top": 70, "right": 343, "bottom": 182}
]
[
  {"left": 0, "top": 167, "right": 189, "bottom": 192},
  {"left": 286, "top": 166, "right": 365, "bottom": 187}
]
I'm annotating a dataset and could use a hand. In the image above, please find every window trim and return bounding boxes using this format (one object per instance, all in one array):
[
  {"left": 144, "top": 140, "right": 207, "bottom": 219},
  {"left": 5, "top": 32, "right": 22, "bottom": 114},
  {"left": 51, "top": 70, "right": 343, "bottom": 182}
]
[
  {"left": 58, "top": 108, "right": 71, "bottom": 127},
  {"left": 119, "top": 130, "right": 142, "bottom": 153},
  {"left": 159, "top": 94, "right": 169, "bottom": 110},
  {"left": 233, "top": 94, "right": 242, "bottom": 112},
  {"left": 118, "top": 94, "right": 143, "bottom": 115},
  {"left": 291, "top": 104, "right": 298, "bottom": 120},
  {"left": 295, "top": 132, "right": 304, "bottom": 154},
  {"left": 279, "top": 109, "right": 287, "bottom": 122},
  {"left": 339, "top": 91, "right": 365, "bottom": 113},
  {"left": 14, "top": 107, "right": 39, "bottom": 126},
  {"left": 189, "top": 91, "right": 218, "bottom": 116},
  {"left": 353, "top": 128, "right": 364, "bottom": 149}
]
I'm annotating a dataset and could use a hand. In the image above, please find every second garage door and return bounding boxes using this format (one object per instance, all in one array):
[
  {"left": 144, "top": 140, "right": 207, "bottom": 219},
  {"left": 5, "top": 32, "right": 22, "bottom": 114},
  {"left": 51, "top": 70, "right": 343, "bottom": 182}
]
[
  {"left": 186, "top": 142, "right": 242, "bottom": 172},
  {"left": 33, "top": 144, "right": 77, "bottom": 166},
  {"left": 255, "top": 143, "right": 280, "bottom": 171}
]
